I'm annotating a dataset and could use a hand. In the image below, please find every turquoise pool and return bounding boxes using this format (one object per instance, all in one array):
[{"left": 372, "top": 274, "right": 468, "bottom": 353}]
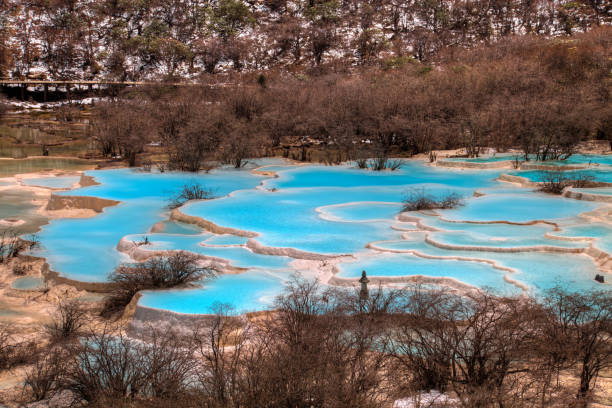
[{"left": 16, "top": 159, "right": 610, "bottom": 314}]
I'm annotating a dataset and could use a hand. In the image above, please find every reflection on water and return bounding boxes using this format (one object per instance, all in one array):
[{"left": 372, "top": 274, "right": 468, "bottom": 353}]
[
  {"left": 0, "top": 157, "right": 94, "bottom": 177},
  {"left": 0, "top": 188, "right": 48, "bottom": 233}
]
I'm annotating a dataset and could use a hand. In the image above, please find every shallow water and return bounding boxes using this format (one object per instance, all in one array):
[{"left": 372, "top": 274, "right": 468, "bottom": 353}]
[
  {"left": 448, "top": 154, "right": 612, "bottom": 167},
  {"left": 11, "top": 276, "right": 45, "bottom": 290},
  {"left": 439, "top": 194, "right": 598, "bottom": 222},
  {"left": 0, "top": 158, "right": 93, "bottom": 177},
  {"left": 15, "top": 159, "right": 611, "bottom": 314},
  {"left": 138, "top": 270, "right": 287, "bottom": 314},
  {"left": 153, "top": 220, "right": 204, "bottom": 235},
  {"left": 512, "top": 168, "right": 612, "bottom": 184},
  {"left": 337, "top": 253, "right": 520, "bottom": 295},
  {"left": 22, "top": 175, "right": 80, "bottom": 189},
  {"left": 0, "top": 188, "right": 48, "bottom": 233}
]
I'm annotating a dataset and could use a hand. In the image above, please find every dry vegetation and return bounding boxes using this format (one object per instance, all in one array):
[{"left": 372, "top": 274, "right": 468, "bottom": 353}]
[
  {"left": 102, "top": 251, "right": 216, "bottom": 316},
  {"left": 168, "top": 183, "right": 216, "bottom": 209},
  {"left": 538, "top": 171, "right": 599, "bottom": 194},
  {"left": 402, "top": 188, "right": 463, "bottom": 211},
  {"left": 0, "top": 0, "right": 610, "bottom": 80},
  {"left": 83, "top": 28, "right": 612, "bottom": 170},
  {"left": 10, "top": 279, "right": 612, "bottom": 408}
]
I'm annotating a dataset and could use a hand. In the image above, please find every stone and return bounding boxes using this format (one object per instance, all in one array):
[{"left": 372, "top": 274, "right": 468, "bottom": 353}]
[
  {"left": 29, "top": 390, "right": 80, "bottom": 408},
  {"left": 594, "top": 274, "right": 605, "bottom": 283}
]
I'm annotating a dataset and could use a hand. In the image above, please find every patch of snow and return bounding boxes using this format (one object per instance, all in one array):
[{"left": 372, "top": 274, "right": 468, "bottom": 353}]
[{"left": 393, "top": 390, "right": 457, "bottom": 408}]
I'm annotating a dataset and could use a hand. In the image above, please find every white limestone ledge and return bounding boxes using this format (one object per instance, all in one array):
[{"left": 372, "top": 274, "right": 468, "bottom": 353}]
[
  {"left": 435, "top": 160, "right": 514, "bottom": 169},
  {"left": 563, "top": 189, "right": 612, "bottom": 203},
  {"left": 170, "top": 208, "right": 257, "bottom": 238},
  {"left": 246, "top": 238, "right": 347, "bottom": 261}
]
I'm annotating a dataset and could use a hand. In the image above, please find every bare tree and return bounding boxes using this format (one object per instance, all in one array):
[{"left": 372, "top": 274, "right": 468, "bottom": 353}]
[
  {"left": 542, "top": 287, "right": 612, "bottom": 407},
  {"left": 46, "top": 299, "right": 87, "bottom": 342},
  {"left": 103, "top": 252, "right": 216, "bottom": 316}
]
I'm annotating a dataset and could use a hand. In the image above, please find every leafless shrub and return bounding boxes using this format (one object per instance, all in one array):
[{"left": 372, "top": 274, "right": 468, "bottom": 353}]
[
  {"left": 541, "top": 287, "right": 612, "bottom": 406},
  {"left": 428, "top": 151, "right": 437, "bottom": 163},
  {"left": 0, "top": 229, "right": 27, "bottom": 263},
  {"left": 66, "top": 326, "right": 196, "bottom": 403},
  {"left": 368, "top": 157, "right": 404, "bottom": 171},
  {"left": 67, "top": 327, "right": 148, "bottom": 401},
  {"left": 0, "top": 324, "right": 39, "bottom": 370},
  {"left": 91, "top": 101, "right": 150, "bottom": 166},
  {"left": 192, "top": 304, "right": 248, "bottom": 405},
  {"left": 46, "top": 299, "right": 87, "bottom": 342},
  {"left": 168, "top": 183, "right": 215, "bottom": 209},
  {"left": 402, "top": 188, "right": 463, "bottom": 211},
  {"left": 388, "top": 286, "right": 548, "bottom": 407},
  {"left": 538, "top": 171, "right": 597, "bottom": 194},
  {"left": 571, "top": 173, "right": 598, "bottom": 188},
  {"left": 138, "top": 326, "right": 198, "bottom": 400},
  {"left": 55, "top": 104, "right": 79, "bottom": 122},
  {"left": 10, "top": 279, "right": 610, "bottom": 408},
  {"left": 102, "top": 252, "right": 216, "bottom": 316},
  {"left": 229, "top": 278, "right": 397, "bottom": 407},
  {"left": 23, "top": 347, "right": 71, "bottom": 401}
]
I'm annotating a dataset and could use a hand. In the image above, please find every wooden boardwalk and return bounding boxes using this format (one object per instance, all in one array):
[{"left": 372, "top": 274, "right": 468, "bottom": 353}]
[
  {"left": 0, "top": 80, "right": 193, "bottom": 86},
  {"left": 0, "top": 80, "right": 192, "bottom": 101}
]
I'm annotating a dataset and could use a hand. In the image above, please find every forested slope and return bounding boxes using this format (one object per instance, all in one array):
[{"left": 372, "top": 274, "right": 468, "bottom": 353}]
[{"left": 0, "top": 0, "right": 610, "bottom": 80}]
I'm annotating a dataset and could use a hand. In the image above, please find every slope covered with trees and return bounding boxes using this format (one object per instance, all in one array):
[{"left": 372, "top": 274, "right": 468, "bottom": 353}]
[
  {"left": 88, "top": 28, "right": 612, "bottom": 167},
  {"left": 0, "top": 0, "right": 610, "bottom": 80}
]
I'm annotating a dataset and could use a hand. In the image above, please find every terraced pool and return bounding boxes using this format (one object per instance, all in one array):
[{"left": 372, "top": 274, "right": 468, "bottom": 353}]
[{"left": 18, "top": 158, "right": 612, "bottom": 315}]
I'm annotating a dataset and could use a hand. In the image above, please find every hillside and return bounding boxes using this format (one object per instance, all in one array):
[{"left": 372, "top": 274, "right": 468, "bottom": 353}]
[{"left": 0, "top": 0, "right": 610, "bottom": 80}]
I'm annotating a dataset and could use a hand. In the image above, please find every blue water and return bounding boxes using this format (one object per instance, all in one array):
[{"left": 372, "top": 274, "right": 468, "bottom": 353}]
[
  {"left": 439, "top": 194, "right": 598, "bottom": 222},
  {"left": 138, "top": 270, "right": 286, "bottom": 314},
  {"left": 203, "top": 234, "right": 250, "bottom": 246},
  {"left": 429, "top": 231, "right": 587, "bottom": 249},
  {"left": 337, "top": 253, "right": 520, "bottom": 296},
  {"left": 512, "top": 169, "right": 612, "bottom": 184},
  {"left": 448, "top": 154, "right": 612, "bottom": 167},
  {"left": 152, "top": 220, "right": 204, "bottom": 235},
  {"left": 320, "top": 202, "right": 403, "bottom": 222},
  {"left": 123, "top": 232, "right": 291, "bottom": 270},
  {"left": 552, "top": 223, "right": 612, "bottom": 254},
  {"left": 398, "top": 244, "right": 603, "bottom": 294},
  {"left": 17, "top": 160, "right": 610, "bottom": 314},
  {"left": 33, "top": 168, "right": 265, "bottom": 281}
]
